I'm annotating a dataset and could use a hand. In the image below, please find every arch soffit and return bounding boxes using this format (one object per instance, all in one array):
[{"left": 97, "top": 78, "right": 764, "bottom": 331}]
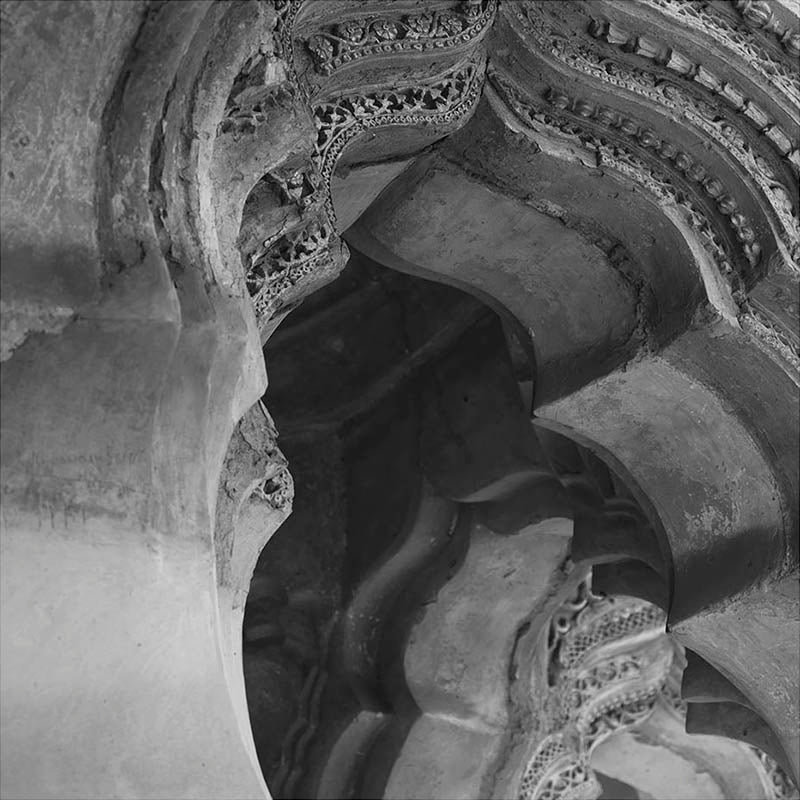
[{"left": 83, "top": 0, "right": 800, "bottom": 792}]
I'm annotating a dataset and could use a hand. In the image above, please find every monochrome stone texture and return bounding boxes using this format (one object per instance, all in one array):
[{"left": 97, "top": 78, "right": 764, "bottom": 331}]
[{"left": 1, "top": 1, "right": 798, "bottom": 798}]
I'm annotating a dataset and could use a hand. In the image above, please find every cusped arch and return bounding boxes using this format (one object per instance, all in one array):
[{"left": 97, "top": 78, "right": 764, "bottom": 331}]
[{"left": 2, "top": 1, "right": 798, "bottom": 798}]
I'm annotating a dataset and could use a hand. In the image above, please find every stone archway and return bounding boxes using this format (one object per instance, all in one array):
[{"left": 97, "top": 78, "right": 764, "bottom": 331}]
[{"left": 1, "top": 1, "right": 797, "bottom": 798}]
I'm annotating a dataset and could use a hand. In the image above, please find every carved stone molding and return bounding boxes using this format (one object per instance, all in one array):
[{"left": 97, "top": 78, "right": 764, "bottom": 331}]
[
  {"left": 740, "top": 305, "right": 800, "bottom": 376},
  {"left": 751, "top": 745, "right": 800, "bottom": 800},
  {"left": 542, "top": 85, "right": 763, "bottom": 269},
  {"left": 305, "top": 0, "right": 496, "bottom": 76},
  {"left": 516, "top": 575, "right": 673, "bottom": 800},
  {"left": 731, "top": 0, "right": 800, "bottom": 57},
  {"left": 575, "top": 23, "right": 800, "bottom": 265},
  {"left": 585, "top": 15, "right": 800, "bottom": 172},
  {"left": 487, "top": 66, "right": 751, "bottom": 300},
  {"left": 245, "top": 210, "right": 348, "bottom": 322},
  {"left": 638, "top": 0, "right": 800, "bottom": 106},
  {"left": 238, "top": 1, "right": 489, "bottom": 328},
  {"left": 659, "top": 655, "right": 799, "bottom": 800},
  {"left": 311, "top": 57, "right": 486, "bottom": 224},
  {"left": 274, "top": 0, "right": 303, "bottom": 85},
  {"left": 514, "top": 586, "right": 799, "bottom": 799},
  {"left": 505, "top": 1, "right": 799, "bottom": 274}
]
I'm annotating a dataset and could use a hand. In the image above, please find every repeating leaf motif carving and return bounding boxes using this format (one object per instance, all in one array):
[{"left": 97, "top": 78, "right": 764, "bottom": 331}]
[
  {"left": 488, "top": 67, "right": 751, "bottom": 296},
  {"left": 639, "top": 0, "right": 800, "bottom": 107},
  {"left": 584, "top": 17, "right": 799, "bottom": 171},
  {"left": 509, "top": 2, "right": 798, "bottom": 268},
  {"left": 305, "top": 0, "right": 496, "bottom": 75}
]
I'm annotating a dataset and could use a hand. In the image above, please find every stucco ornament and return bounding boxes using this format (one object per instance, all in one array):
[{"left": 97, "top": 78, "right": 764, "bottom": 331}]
[
  {"left": 516, "top": 575, "right": 674, "bottom": 800},
  {"left": 305, "top": 0, "right": 497, "bottom": 75},
  {"left": 514, "top": 571, "right": 798, "bottom": 800},
  {"left": 242, "top": 0, "right": 493, "bottom": 328}
]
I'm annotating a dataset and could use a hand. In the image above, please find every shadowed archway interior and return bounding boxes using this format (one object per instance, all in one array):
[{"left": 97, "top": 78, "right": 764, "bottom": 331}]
[{"left": 1, "top": 1, "right": 798, "bottom": 799}]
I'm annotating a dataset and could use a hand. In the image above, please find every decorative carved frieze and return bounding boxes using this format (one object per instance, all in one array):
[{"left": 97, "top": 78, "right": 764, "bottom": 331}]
[
  {"left": 274, "top": 0, "right": 303, "bottom": 84},
  {"left": 311, "top": 56, "right": 486, "bottom": 224},
  {"left": 506, "top": 2, "right": 799, "bottom": 273},
  {"left": 517, "top": 575, "right": 673, "bottom": 800},
  {"left": 506, "top": 0, "right": 800, "bottom": 278},
  {"left": 542, "top": 87, "right": 763, "bottom": 268},
  {"left": 245, "top": 211, "right": 348, "bottom": 320},
  {"left": 236, "top": 1, "right": 489, "bottom": 326},
  {"left": 637, "top": 0, "right": 800, "bottom": 106},
  {"left": 731, "top": 0, "right": 800, "bottom": 58},
  {"left": 244, "top": 53, "right": 485, "bottom": 321},
  {"left": 585, "top": 16, "right": 800, "bottom": 171},
  {"left": 520, "top": 576, "right": 800, "bottom": 800},
  {"left": 526, "top": 755, "right": 601, "bottom": 800},
  {"left": 488, "top": 67, "right": 752, "bottom": 297},
  {"left": 305, "top": 0, "right": 496, "bottom": 75}
]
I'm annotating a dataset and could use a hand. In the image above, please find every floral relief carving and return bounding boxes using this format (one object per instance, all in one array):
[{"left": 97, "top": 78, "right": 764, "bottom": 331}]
[
  {"left": 245, "top": 211, "right": 348, "bottom": 320},
  {"left": 305, "top": 0, "right": 496, "bottom": 75},
  {"left": 515, "top": 575, "right": 800, "bottom": 800}
]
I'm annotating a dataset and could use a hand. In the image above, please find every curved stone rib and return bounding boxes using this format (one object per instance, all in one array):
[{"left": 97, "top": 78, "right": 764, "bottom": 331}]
[
  {"left": 749, "top": 743, "right": 800, "bottom": 800},
  {"left": 541, "top": 85, "right": 767, "bottom": 271},
  {"left": 672, "top": 574, "right": 800, "bottom": 783},
  {"left": 338, "top": 481, "right": 458, "bottom": 709},
  {"left": 486, "top": 66, "right": 762, "bottom": 307},
  {"left": 311, "top": 55, "right": 487, "bottom": 227},
  {"left": 591, "top": 560, "right": 669, "bottom": 612},
  {"left": 687, "top": 702, "right": 795, "bottom": 777},
  {"left": 681, "top": 648, "right": 755, "bottom": 709},
  {"left": 571, "top": 513, "right": 668, "bottom": 579},
  {"left": 531, "top": 425, "right": 672, "bottom": 580},
  {"left": 635, "top": 0, "right": 800, "bottom": 108},
  {"left": 584, "top": 11, "right": 800, "bottom": 160},
  {"left": 242, "top": 54, "right": 488, "bottom": 327},
  {"left": 503, "top": 0, "right": 799, "bottom": 273}
]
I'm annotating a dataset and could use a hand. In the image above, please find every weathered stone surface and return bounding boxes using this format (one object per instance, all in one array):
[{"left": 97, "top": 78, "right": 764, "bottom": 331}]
[{"left": 2, "top": 0, "right": 798, "bottom": 797}]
